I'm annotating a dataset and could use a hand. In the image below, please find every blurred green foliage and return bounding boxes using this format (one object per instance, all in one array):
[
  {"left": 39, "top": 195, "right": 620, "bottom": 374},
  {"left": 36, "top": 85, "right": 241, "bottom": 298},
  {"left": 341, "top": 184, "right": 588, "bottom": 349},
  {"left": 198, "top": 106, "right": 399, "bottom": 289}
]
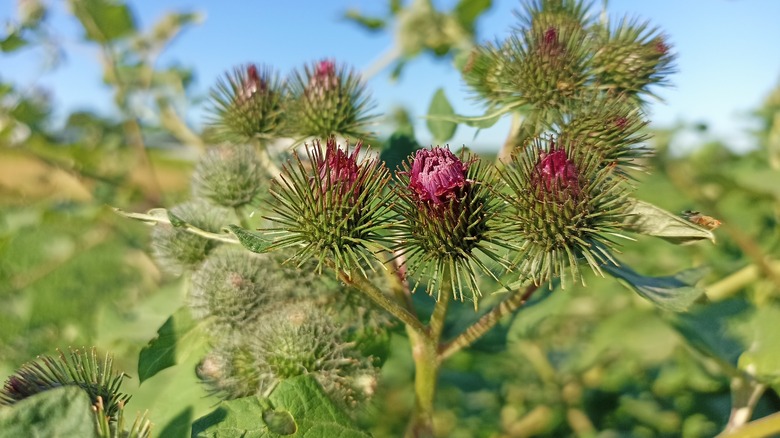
[{"left": 1, "top": 0, "right": 779, "bottom": 437}]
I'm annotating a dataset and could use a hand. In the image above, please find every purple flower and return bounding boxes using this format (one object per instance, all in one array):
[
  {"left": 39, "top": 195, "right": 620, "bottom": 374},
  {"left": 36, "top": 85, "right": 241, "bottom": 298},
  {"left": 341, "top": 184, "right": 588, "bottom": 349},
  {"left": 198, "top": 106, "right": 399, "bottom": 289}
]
[
  {"left": 408, "top": 147, "right": 469, "bottom": 205},
  {"left": 533, "top": 146, "right": 580, "bottom": 198},
  {"left": 317, "top": 138, "right": 362, "bottom": 197},
  {"left": 237, "top": 64, "right": 266, "bottom": 102},
  {"left": 308, "top": 59, "right": 339, "bottom": 94}
]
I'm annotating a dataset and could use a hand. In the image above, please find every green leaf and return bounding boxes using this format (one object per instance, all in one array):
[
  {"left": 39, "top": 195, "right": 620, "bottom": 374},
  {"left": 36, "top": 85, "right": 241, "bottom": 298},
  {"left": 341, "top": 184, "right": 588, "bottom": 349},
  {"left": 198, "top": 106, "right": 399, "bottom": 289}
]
[
  {"left": 192, "top": 375, "right": 370, "bottom": 437},
  {"left": 228, "top": 224, "right": 273, "bottom": 254},
  {"left": 0, "top": 30, "right": 28, "bottom": 53},
  {"left": 138, "top": 306, "right": 207, "bottom": 383},
  {"left": 381, "top": 131, "right": 419, "bottom": 171},
  {"left": 343, "top": 9, "right": 386, "bottom": 31},
  {"left": 426, "top": 88, "right": 457, "bottom": 143},
  {"left": 733, "top": 304, "right": 780, "bottom": 386},
  {"left": 0, "top": 386, "right": 99, "bottom": 438},
  {"left": 603, "top": 261, "right": 708, "bottom": 312},
  {"left": 665, "top": 298, "right": 751, "bottom": 376},
  {"left": 454, "top": 0, "right": 491, "bottom": 32},
  {"left": 157, "top": 407, "right": 193, "bottom": 438},
  {"left": 624, "top": 200, "right": 716, "bottom": 244},
  {"left": 70, "top": 0, "right": 136, "bottom": 43}
]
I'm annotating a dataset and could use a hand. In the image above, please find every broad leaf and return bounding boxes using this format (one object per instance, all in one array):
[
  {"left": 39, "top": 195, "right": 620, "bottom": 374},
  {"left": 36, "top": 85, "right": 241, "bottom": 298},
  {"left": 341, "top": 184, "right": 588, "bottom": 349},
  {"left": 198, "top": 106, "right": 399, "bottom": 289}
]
[
  {"left": 733, "top": 305, "right": 780, "bottom": 386},
  {"left": 665, "top": 298, "right": 751, "bottom": 376},
  {"left": 0, "top": 386, "right": 98, "bottom": 438},
  {"left": 228, "top": 224, "right": 273, "bottom": 254},
  {"left": 454, "top": 0, "right": 491, "bottom": 32},
  {"left": 138, "top": 306, "right": 207, "bottom": 383},
  {"left": 192, "top": 375, "right": 370, "bottom": 437},
  {"left": 624, "top": 200, "right": 715, "bottom": 244},
  {"left": 426, "top": 88, "right": 457, "bottom": 143},
  {"left": 70, "top": 0, "right": 136, "bottom": 42},
  {"left": 603, "top": 261, "right": 708, "bottom": 312}
]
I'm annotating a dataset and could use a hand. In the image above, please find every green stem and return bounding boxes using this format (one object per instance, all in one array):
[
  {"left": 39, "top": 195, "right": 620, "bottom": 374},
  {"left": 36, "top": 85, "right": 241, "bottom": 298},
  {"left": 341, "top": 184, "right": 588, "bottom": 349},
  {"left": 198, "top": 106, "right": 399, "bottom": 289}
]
[
  {"left": 715, "top": 411, "right": 780, "bottom": 438},
  {"left": 439, "top": 282, "right": 539, "bottom": 361},
  {"left": 337, "top": 270, "right": 426, "bottom": 336},
  {"left": 406, "top": 274, "right": 452, "bottom": 438}
]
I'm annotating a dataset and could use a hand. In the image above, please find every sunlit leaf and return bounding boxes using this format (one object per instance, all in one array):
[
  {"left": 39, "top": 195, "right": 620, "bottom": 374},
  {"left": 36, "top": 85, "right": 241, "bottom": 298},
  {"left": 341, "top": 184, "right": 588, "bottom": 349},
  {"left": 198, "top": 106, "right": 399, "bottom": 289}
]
[
  {"left": 426, "top": 88, "right": 457, "bottom": 143},
  {"left": 0, "top": 386, "right": 98, "bottom": 438},
  {"left": 624, "top": 200, "right": 715, "bottom": 244},
  {"left": 70, "top": 0, "right": 136, "bottom": 42},
  {"left": 191, "top": 375, "right": 370, "bottom": 437}
]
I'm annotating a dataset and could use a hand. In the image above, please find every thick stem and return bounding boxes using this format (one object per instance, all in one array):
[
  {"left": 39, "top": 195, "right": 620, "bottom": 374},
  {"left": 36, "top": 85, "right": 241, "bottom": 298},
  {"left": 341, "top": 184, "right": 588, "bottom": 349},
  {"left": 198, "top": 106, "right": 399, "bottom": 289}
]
[
  {"left": 439, "top": 283, "right": 539, "bottom": 361},
  {"left": 337, "top": 270, "right": 426, "bottom": 336},
  {"left": 406, "top": 275, "right": 451, "bottom": 438}
]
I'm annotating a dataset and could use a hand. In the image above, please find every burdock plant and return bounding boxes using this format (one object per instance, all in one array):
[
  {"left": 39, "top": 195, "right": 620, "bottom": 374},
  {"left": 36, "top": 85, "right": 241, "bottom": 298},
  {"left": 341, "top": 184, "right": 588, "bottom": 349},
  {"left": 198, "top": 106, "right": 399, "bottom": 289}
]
[{"left": 108, "top": 1, "right": 730, "bottom": 437}]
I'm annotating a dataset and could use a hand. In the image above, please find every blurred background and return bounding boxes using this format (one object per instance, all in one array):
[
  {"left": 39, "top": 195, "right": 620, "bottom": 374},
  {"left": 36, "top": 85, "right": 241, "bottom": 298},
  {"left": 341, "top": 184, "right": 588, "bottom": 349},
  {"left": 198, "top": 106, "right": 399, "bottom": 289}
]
[{"left": 1, "top": 0, "right": 779, "bottom": 436}]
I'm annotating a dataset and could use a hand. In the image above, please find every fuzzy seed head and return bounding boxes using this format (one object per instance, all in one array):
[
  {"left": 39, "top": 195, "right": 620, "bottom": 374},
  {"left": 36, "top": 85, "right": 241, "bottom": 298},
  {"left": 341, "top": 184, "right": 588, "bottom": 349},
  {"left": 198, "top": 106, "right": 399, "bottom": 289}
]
[
  {"left": 199, "top": 303, "right": 377, "bottom": 411},
  {"left": 192, "top": 144, "right": 267, "bottom": 208},
  {"left": 151, "top": 200, "right": 234, "bottom": 275}
]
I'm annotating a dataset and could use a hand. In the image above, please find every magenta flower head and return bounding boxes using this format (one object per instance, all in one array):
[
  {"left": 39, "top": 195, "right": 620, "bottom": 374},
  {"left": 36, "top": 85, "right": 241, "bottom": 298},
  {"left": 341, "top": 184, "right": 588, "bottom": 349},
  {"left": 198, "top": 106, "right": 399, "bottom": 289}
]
[
  {"left": 395, "top": 147, "right": 507, "bottom": 306},
  {"left": 207, "top": 63, "right": 285, "bottom": 142},
  {"left": 532, "top": 145, "right": 580, "bottom": 199},
  {"left": 288, "top": 59, "right": 375, "bottom": 140},
  {"left": 266, "top": 138, "right": 393, "bottom": 276},
  {"left": 500, "top": 136, "right": 630, "bottom": 288},
  {"left": 407, "top": 147, "right": 469, "bottom": 206},
  {"left": 318, "top": 137, "right": 361, "bottom": 198}
]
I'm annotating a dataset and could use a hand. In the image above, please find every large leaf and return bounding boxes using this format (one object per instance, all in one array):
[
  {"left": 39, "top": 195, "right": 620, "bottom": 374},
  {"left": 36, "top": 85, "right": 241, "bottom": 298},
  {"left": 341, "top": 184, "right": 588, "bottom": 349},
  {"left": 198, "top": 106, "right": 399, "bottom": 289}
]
[
  {"left": 138, "top": 306, "right": 207, "bottom": 383},
  {"left": 192, "top": 375, "right": 370, "bottom": 437},
  {"left": 454, "top": 0, "right": 491, "bottom": 32},
  {"left": 426, "top": 88, "right": 457, "bottom": 143},
  {"left": 603, "top": 261, "right": 708, "bottom": 312},
  {"left": 665, "top": 298, "right": 750, "bottom": 376},
  {"left": 0, "top": 386, "right": 98, "bottom": 438},
  {"left": 733, "top": 304, "right": 780, "bottom": 386},
  {"left": 624, "top": 200, "right": 715, "bottom": 244},
  {"left": 69, "top": 0, "right": 136, "bottom": 43}
]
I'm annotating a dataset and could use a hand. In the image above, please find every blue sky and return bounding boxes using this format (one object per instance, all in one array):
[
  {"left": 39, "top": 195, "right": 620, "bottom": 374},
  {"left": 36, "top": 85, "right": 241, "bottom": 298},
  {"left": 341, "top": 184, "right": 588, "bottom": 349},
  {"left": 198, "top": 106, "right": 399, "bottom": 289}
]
[{"left": 2, "top": 0, "right": 779, "bottom": 152}]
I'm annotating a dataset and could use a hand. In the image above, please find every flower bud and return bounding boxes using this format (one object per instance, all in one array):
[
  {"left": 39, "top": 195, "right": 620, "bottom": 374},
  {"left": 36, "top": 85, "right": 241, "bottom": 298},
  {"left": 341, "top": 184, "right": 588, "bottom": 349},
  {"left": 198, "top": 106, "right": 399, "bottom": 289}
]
[
  {"left": 192, "top": 144, "right": 267, "bottom": 208},
  {"left": 395, "top": 147, "right": 507, "bottom": 304},
  {"left": 592, "top": 18, "right": 676, "bottom": 100},
  {"left": 558, "top": 94, "right": 650, "bottom": 172},
  {"left": 151, "top": 199, "right": 234, "bottom": 275},
  {"left": 287, "top": 60, "right": 375, "bottom": 140},
  {"left": 408, "top": 147, "right": 469, "bottom": 206},
  {"left": 500, "top": 137, "right": 629, "bottom": 287},
  {"left": 266, "top": 139, "right": 393, "bottom": 275},
  {"left": 207, "top": 64, "right": 285, "bottom": 142},
  {"left": 0, "top": 348, "right": 130, "bottom": 421}
]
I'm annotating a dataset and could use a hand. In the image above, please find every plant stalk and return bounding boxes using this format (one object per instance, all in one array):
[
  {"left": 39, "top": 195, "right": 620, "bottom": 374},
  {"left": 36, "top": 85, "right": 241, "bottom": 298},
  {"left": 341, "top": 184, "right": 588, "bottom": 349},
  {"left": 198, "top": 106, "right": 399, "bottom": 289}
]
[{"left": 405, "top": 274, "right": 452, "bottom": 438}]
